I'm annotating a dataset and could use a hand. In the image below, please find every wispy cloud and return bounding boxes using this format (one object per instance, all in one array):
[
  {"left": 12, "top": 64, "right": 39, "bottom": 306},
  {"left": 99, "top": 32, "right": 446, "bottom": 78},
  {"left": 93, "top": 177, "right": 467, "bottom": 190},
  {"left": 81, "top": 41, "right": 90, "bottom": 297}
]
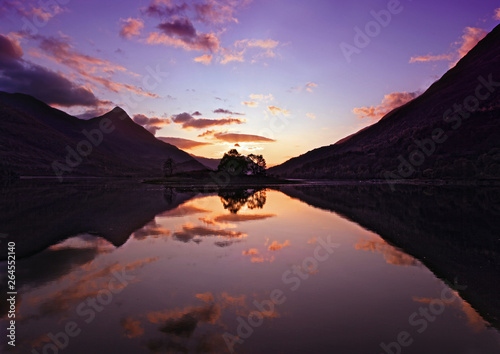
[
  {"left": 410, "top": 26, "right": 487, "bottom": 65},
  {"left": 213, "top": 132, "right": 275, "bottom": 143},
  {"left": 157, "top": 137, "right": 212, "bottom": 149},
  {"left": 268, "top": 105, "right": 290, "bottom": 116},
  {"left": 352, "top": 91, "right": 420, "bottom": 122}
]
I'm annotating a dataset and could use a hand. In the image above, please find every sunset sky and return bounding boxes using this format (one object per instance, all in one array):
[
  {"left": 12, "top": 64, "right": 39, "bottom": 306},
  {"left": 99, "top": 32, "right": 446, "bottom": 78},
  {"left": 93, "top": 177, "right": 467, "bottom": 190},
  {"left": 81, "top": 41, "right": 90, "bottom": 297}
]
[{"left": 1, "top": 0, "right": 499, "bottom": 165}]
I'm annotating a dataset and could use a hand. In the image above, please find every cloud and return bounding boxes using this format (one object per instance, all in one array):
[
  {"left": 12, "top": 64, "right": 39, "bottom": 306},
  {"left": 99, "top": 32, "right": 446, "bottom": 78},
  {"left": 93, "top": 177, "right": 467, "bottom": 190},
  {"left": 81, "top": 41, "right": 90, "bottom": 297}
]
[
  {"left": 198, "top": 129, "right": 216, "bottom": 137},
  {"left": 213, "top": 132, "right": 275, "bottom": 143},
  {"left": 250, "top": 93, "right": 273, "bottom": 101},
  {"left": 31, "top": 34, "right": 158, "bottom": 98},
  {"left": 0, "top": 34, "right": 103, "bottom": 107},
  {"left": 213, "top": 108, "right": 244, "bottom": 115},
  {"left": 172, "top": 112, "right": 245, "bottom": 129},
  {"left": 194, "top": 0, "right": 249, "bottom": 25},
  {"left": 456, "top": 27, "right": 487, "bottom": 59},
  {"left": 410, "top": 27, "right": 487, "bottom": 65},
  {"left": 352, "top": 91, "right": 420, "bottom": 121},
  {"left": 119, "top": 18, "right": 144, "bottom": 39},
  {"left": 306, "top": 113, "right": 316, "bottom": 120},
  {"left": 409, "top": 53, "right": 454, "bottom": 63},
  {"left": 241, "top": 100, "right": 258, "bottom": 107},
  {"left": 157, "top": 137, "right": 212, "bottom": 149},
  {"left": 305, "top": 82, "right": 318, "bottom": 92},
  {"left": 495, "top": 8, "right": 500, "bottom": 20},
  {"left": 147, "top": 16, "right": 220, "bottom": 52},
  {"left": 146, "top": 30, "right": 220, "bottom": 52},
  {"left": 268, "top": 106, "right": 290, "bottom": 116},
  {"left": 143, "top": 0, "right": 189, "bottom": 18},
  {"left": 192, "top": 111, "right": 203, "bottom": 116},
  {"left": 233, "top": 38, "right": 280, "bottom": 63},
  {"left": 220, "top": 49, "right": 245, "bottom": 64},
  {"left": 236, "top": 39, "right": 279, "bottom": 49},
  {"left": 1, "top": 0, "right": 65, "bottom": 22},
  {"left": 194, "top": 54, "right": 213, "bottom": 65},
  {"left": 76, "top": 106, "right": 113, "bottom": 119},
  {"left": 268, "top": 240, "right": 290, "bottom": 251},
  {"left": 133, "top": 114, "right": 171, "bottom": 135}
]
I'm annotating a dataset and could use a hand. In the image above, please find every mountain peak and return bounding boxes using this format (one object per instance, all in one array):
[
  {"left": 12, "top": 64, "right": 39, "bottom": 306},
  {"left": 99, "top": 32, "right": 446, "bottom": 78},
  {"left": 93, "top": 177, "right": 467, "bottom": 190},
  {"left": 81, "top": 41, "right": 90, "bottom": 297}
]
[{"left": 111, "top": 106, "right": 126, "bottom": 114}]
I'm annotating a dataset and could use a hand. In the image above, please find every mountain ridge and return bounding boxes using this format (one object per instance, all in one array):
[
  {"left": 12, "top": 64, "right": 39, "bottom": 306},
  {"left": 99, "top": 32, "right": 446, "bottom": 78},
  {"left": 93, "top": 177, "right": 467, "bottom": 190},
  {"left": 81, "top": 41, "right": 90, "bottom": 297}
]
[{"left": 269, "top": 24, "right": 500, "bottom": 180}]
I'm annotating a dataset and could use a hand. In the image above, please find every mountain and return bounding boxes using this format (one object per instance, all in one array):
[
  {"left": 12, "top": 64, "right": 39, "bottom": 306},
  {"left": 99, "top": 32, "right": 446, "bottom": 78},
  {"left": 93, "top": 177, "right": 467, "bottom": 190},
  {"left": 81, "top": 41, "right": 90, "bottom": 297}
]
[
  {"left": 269, "top": 24, "right": 500, "bottom": 181},
  {"left": 190, "top": 154, "right": 221, "bottom": 170},
  {"left": 0, "top": 92, "right": 206, "bottom": 178}
]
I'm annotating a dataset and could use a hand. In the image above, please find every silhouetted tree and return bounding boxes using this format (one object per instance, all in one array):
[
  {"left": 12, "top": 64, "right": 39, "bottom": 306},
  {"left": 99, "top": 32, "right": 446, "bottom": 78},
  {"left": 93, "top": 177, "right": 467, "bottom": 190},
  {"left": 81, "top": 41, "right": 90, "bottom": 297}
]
[
  {"left": 217, "top": 150, "right": 267, "bottom": 176},
  {"left": 247, "top": 154, "right": 267, "bottom": 176},
  {"left": 163, "top": 158, "right": 175, "bottom": 177},
  {"left": 217, "top": 149, "right": 248, "bottom": 176}
]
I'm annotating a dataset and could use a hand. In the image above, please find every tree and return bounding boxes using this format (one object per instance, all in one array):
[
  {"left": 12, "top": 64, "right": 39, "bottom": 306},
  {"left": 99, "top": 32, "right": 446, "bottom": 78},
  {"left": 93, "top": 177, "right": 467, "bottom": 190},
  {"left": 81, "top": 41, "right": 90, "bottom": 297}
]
[
  {"left": 247, "top": 154, "right": 267, "bottom": 176},
  {"left": 163, "top": 158, "right": 175, "bottom": 177},
  {"left": 217, "top": 149, "right": 248, "bottom": 176},
  {"left": 217, "top": 150, "right": 267, "bottom": 176}
]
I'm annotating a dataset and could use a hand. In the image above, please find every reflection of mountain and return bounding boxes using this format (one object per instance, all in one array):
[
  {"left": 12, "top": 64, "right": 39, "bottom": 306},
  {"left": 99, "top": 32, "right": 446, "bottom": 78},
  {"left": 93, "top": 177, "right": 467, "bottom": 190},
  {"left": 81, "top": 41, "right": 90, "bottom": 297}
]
[
  {"left": 0, "top": 180, "right": 197, "bottom": 260},
  {"left": 279, "top": 184, "right": 500, "bottom": 328},
  {"left": 269, "top": 25, "right": 500, "bottom": 180},
  {"left": 218, "top": 189, "right": 267, "bottom": 214},
  {"left": 0, "top": 91, "right": 206, "bottom": 177}
]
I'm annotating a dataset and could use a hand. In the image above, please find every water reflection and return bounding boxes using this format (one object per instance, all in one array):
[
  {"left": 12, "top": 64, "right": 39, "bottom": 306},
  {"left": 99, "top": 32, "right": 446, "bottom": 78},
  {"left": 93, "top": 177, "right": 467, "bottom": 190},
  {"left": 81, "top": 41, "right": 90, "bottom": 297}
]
[
  {"left": 219, "top": 188, "right": 267, "bottom": 214},
  {"left": 0, "top": 181, "right": 499, "bottom": 353}
]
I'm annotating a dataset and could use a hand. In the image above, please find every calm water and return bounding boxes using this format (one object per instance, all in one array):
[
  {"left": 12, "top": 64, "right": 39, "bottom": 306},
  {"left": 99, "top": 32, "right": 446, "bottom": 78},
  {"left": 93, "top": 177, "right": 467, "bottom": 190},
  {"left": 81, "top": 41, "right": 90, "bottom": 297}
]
[{"left": 1, "top": 181, "right": 500, "bottom": 353}]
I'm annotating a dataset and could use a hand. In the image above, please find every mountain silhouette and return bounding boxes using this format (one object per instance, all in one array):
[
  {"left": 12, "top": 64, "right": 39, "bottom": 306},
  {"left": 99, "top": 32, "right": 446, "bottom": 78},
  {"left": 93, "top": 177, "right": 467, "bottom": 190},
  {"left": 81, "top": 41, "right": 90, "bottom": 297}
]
[
  {"left": 0, "top": 92, "right": 206, "bottom": 178},
  {"left": 270, "top": 24, "right": 500, "bottom": 181}
]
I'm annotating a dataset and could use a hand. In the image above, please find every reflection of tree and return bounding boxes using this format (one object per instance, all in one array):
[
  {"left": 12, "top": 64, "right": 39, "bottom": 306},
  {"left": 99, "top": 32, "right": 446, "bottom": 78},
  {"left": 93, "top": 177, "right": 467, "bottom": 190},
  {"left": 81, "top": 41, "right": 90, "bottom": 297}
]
[
  {"left": 163, "top": 187, "right": 174, "bottom": 204},
  {"left": 219, "top": 189, "right": 267, "bottom": 214}
]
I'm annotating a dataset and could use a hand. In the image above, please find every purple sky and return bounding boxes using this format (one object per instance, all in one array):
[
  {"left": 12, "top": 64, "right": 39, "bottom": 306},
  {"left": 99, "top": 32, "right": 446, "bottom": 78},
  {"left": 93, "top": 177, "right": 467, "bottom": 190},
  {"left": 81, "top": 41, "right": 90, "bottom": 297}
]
[{"left": 0, "top": 0, "right": 499, "bottom": 165}]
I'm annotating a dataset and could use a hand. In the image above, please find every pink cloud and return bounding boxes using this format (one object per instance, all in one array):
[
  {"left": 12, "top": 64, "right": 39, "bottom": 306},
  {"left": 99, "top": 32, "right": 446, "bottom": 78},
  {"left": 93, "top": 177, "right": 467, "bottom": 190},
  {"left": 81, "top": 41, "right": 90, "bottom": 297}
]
[
  {"left": 352, "top": 91, "right": 420, "bottom": 121},
  {"left": 119, "top": 18, "right": 144, "bottom": 39}
]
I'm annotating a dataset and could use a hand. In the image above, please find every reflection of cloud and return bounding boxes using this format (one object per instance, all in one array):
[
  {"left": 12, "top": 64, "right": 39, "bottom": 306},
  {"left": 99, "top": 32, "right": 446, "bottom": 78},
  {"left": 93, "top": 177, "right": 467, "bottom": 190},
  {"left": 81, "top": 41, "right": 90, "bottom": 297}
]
[
  {"left": 173, "top": 225, "right": 247, "bottom": 243},
  {"left": 242, "top": 248, "right": 274, "bottom": 263},
  {"left": 268, "top": 240, "right": 290, "bottom": 251},
  {"left": 160, "top": 204, "right": 211, "bottom": 217},
  {"left": 26, "top": 257, "right": 158, "bottom": 322},
  {"left": 213, "top": 213, "right": 276, "bottom": 223},
  {"left": 355, "top": 238, "right": 420, "bottom": 267},
  {"left": 413, "top": 294, "right": 487, "bottom": 333},
  {"left": 121, "top": 317, "right": 145, "bottom": 338},
  {"left": 132, "top": 220, "right": 170, "bottom": 240}
]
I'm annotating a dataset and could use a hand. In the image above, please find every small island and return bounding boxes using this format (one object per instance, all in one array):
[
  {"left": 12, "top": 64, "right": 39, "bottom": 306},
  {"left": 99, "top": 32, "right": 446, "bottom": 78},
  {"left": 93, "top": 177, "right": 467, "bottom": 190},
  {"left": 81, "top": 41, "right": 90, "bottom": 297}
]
[{"left": 144, "top": 149, "right": 298, "bottom": 188}]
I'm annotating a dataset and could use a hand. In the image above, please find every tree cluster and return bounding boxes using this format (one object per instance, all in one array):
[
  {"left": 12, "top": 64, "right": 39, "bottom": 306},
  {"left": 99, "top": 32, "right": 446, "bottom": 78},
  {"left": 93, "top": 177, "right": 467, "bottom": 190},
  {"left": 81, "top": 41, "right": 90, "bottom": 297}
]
[{"left": 217, "top": 149, "right": 267, "bottom": 176}]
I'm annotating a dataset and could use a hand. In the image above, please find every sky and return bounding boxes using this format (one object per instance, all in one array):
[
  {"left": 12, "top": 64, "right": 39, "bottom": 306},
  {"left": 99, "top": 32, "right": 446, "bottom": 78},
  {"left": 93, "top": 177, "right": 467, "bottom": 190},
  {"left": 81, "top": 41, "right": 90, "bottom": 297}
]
[{"left": 0, "top": 0, "right": 499, "bottom": 166}]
